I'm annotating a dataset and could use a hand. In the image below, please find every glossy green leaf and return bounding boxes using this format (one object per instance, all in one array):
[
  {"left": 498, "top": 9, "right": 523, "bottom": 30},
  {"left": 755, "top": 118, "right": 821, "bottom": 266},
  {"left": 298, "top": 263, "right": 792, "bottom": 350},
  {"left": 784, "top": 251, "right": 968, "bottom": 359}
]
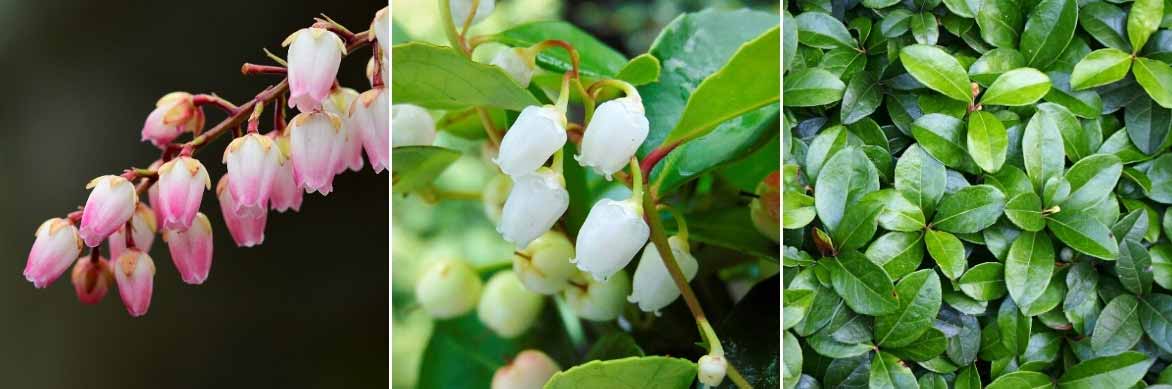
[
  {"left": 926, "top": 229, "right": 967, "bottom": 281},
  {"left": 796, "top": 12, "right": 856, "bottom": 49},
  {"left": 1023, "top": 103, "right": 1071, "bottom": 190},
  {"left": 1141, "top": 294, "right": 1172, "bottom": 354},
  {"left": 1006, "top": 231, "right": 1056, "bottom": 309},
  {"left": 1117, "top": 239, "right": 1153, "bottom": 295},
  {"left": 977, "top": 0, "right": 1024, "bottom": 49},
  {"left": 970, "top": 48, "right": 1027, "bottom": 86},
  {"left": 1148, "top": 154, "right": 1172, "bottom": 203},
  {"left": 987, "top": 371, "right": 1054, "bottom": 389},
  {"left": 911, "top": 12, "right": 939, "bottom": 45},
  {"left": 1153, "top": 244, "right": 1172, "bottom": 290},
  {"left": 932, "top": 185, "right": 1007, "bottom": 234},
  {"left": 1020, "top": 0, "right": 1078, "bottom": 68},
  {"left": 815, "top": 147, "right": 880, "bottom": 232},
  {"left": 895, "top": 145, "right": 947, "bottom": 216},
  {"left": 1065, "top": 260, "right": 1102, "bottom": 335},
  {"left": 544, "top": 356, "right": 695, "bottom": 388},
  {"left": 1126, "top": 96, "right": 1172, "bottom": 155},
  {"left": 1062, "top": 153, "right": 1123, "bottom": 210},
  {"left": 959, "top": 262, "right": 1009, "bottom": 301},
  {"left": 784, "top": 12, "right": 797, "bottom": 72},
  {"left": 1092, "top": 294, "right": 1142, "bottom": 355},
  {"left": 967, "top": 111, "right": 1009, "bottom": 173},
  {"left": 830, "top": 252, "right": 900, "bottom": 315},
  {"left": 783, "top": 331, "right": 801, "bottom": 389},
  {"left": 1128, "top": 0, "right": 1165, "bottom": 53},
  {"left": 391, "top": 43, "right": 539, "bottom": 110},
  {"left": 841, "top": 71, "right": 882, "bottom": 125},
  {"left": 784, "top": 68, "right": 845, "bottom": 107},
  {"left": 981, "top": 68, "right": 1051, "bottom": 106},
  {"left": 912, "top": 114, "right": 978, "bottom": 174},
  {"left": 1005, "top": 193, "right": 1046, "bottom": 231},
  {"left": 865, "top": 232, "right": 925, "bottom": 281},
  {"left": 1070, "top": 48, "right": 1132, "bottom": 90},
  {"left": 876, "top": 270, "right": 943, "bottom": 347},
  {"left": 492, "top": 21, "right": 627, "bottom": 77},
  {"left": 615, "top": 53, "right": 660, "bottom": 85},
  {"left": 869, "top": 352, "right": 918, "bottom": 389},
  {"left": 1135, "top": 57, "right": 1172, "bottom": 108},
  {"left": 833, "top": 194, "right": 883, "bottom": 252},
  {"left": 391, "top": 146, "right": 461, "bottom": 194},
  {"left": 1080, "top": 2, "right": 1131, "bottom": 51},
  {"left": 1046, "top": 210, "right": 1119, "bottom": 260},
  {"left": 900, "top": 44, "right": 974, "bottom": 102}
]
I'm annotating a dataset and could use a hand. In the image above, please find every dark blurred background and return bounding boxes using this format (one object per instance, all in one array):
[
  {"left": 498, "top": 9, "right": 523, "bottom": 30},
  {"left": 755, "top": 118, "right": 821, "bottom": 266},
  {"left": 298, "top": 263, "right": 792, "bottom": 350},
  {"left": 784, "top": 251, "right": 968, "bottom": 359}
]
[{"left": 0, "top": 1, "right": 388, "bottom": 387}]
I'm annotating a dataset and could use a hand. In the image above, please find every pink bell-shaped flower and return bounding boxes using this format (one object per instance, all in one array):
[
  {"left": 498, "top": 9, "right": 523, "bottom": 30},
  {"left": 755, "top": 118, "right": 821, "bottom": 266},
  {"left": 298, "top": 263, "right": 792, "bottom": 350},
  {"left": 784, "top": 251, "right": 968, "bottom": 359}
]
[
  {"left": 283, "top": 27, "right": 346, "bottom": 112},
  {"left": 217, "top": 176, "right": 267, "bottom": 247},
  {"left": 268, "top": 134, "right": 303, "bottom": 212},
  {"left": 108, "top": 203, "right": 158, "bottom": 260},
  {"left": 164, "top": 212, "right": 214, "bottom": 285},
  {"left": 79, "top": 175, "right": 138, "bottom": 248},
  {"left": 351, "top": 87, "right": 389, "bottom": 173},
  {"left": 223, "top": 133, "right": 283, "bottom": 218},
  {"left": 324, "top": 87, "right": 364, "bottom": 173},
  {"left": 23, "top": 218, "right": 83, "bottom": 288},
  {"left": 155, "top": 156, "right": 211, "bottom": 230},
  {"left": 289, "top": 111, "right": 346, "bottom": 195},
  {"left": 141, "top": 92, "right": 204, "bottom": 148},
  {"left": 71, "top": 254, "right": 111, "bottom": 305},
  {"left": 113, "top": 249, "right": 155, "bottom": 317}
]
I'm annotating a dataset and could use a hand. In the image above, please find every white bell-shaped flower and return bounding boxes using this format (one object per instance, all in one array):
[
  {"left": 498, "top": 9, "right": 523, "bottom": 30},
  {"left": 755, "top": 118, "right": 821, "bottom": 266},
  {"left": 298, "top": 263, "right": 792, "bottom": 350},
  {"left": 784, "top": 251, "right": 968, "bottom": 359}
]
[
  {"left": 494, "top": 105, "right": 566, "bottom": 176},
  {"left": 576, "top": 96, "right": 649, "bottom": 179},
  {"left": 491, "top": 48, "right": 535, "bottom": 88},
  {"left": 571, "top": 197, "right": 649, "bottom": 281},
  {"left": 627, "top": 236, "right": 698, "bottom": 314},
  {"left": 498, "top": 169, "right": 569, "bottom": 250},
  {"left": 450, "top": 0, "right": 494, "bottom": 26},
  {"left": 392, "top": 104, "right": 436, "bottom": 148}
]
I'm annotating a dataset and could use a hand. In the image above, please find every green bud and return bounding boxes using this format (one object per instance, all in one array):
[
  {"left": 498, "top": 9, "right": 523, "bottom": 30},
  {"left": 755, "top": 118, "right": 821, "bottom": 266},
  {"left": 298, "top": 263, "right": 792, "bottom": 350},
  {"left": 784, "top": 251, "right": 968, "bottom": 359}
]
[
  {"left": 513, "top": 231, "right": 579, "bottom": 294},
  {"left": 564, "top": 269, "right": 631, "bottom": 321},
  {"left": 415, "top": 259, "right": 482, "bottom": 319},
  {"left": 478, "top": 271, "right": 544, "bottom": 337}
]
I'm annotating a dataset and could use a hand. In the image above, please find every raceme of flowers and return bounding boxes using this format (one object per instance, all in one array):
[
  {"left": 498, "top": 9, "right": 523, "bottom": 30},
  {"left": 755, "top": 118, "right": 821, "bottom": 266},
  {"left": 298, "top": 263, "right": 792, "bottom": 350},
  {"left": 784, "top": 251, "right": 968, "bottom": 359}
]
[{"left": 22, "top": 7, "right": 390, "bottom": 317}]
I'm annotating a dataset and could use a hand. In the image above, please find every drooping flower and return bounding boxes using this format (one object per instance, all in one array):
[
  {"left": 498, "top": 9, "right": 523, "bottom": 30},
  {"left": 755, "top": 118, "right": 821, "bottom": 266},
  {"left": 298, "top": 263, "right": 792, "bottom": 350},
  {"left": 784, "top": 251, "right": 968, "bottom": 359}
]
[
  {"left": 79, "top": 175, "right": 138, "bottom": 248},
  {"left": 497, "top": 169, "right": 569, "bottom": 250},
  {"left": 164, "top": 213, "right": 214, "bottom": 285},
  {"left": 391, "top": 104, "right": 435, "bottom": 148},
  {"left": 23, "top": 218, "right": 83, "bottom": 288},
  {"left": 217, "top": 176, "right": 267, "bottom": 247},
  {"left": 289, "top": 111, "right": 347, "bottom": 195},
  {"left": 512, "top": 230, "right": 578, "bottom": 294},
  {"left": 415, "top": 258, "right": 483, "bottom": 319},
  {"left": 494, "top": 106, "right": 567, "bottom": 176},
  {"left": 372, "top": 7, "right": 390, "bottom": 55},
  {"left": 627, "top": 236, "right": 699, "bottom": 314},
  {"left": 478, "top": 270, "right": 544, "bottom": 337},
  {"left": 491, "top": 350, "right": 561, "bottom": 389},
  {"left": 155, "top": 156, "right": 211, "bottom": 230},
  {"left": 268, "top": 134, "right": 303, "bottom": 212},
  {"left": 112, "top": 249, "right": 155, "bottom": 317},
  {"left": 324, "top": 87, "right": 364, "bottom": 173},
  {"left": 71, "top": 255, "right": 111, "bottom": 305},
  {"left": 576, "top": 96, "right": 649, "bottom": 179},
  {"left": 491, "top": 48, "right": 535, "bottom": 87},
  {"left": 351, "top": 87, "right": 389, "bottom": 173},
  {"left": 698, "top": 355, "right": 727, "bottom": 387},
  {"left": 224, "top": 133, "right": 283, "bottom": 217},
  {"left": 449, "top": 0, "right": 494, "bottom": 27},
  {"left": 563, "top": 269, "right": 630, "bottom": 321},
  {"left": 283, "top": 27, "right": 346, "bottom": 112},
  {"left": 141, "top": 92, "right": 204, "bottom": 148},
  {"left": 108, "top": 203, "right": 158, "bottom": 260},
  {"left": 571, "top": 197, "right": 649, "bottom": 281}
]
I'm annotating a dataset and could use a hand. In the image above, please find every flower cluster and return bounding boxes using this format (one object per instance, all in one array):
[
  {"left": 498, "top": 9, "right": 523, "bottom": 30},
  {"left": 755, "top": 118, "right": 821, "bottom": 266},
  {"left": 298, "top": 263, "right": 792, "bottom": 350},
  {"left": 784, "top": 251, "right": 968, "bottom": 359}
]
[{"left": 22, "top": 8, "right": 389, "bottom": 317}]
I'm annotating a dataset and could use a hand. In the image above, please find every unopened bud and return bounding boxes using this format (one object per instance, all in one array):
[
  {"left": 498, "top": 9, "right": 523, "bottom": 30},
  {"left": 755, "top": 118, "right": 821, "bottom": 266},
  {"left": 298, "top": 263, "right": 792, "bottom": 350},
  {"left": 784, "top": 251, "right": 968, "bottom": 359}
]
[
  {"left": 71, "top": 255, "right": 111, "bottom": 304},
  {"left": 513, "top": 231, "right": 578, "bottom": 294},
  {"left": 113, "top": 249, "right": 155, "bottom": 317},
  {"left": 283, "top": 27, "right": 346, "bottom": 112},
  {"left": 156, "top": 156, "right": 211, "bottom": 230},
  {"left": 416, "top": 259, "right": 482, "bottom": 319},
  {"left": 697, "top": 355, "right": 727, "bottom": 386},
  {"left": 491, "top": 349, "right": 561, "bottom": 389},
  {"left": 478, "top": 270, "right": 544, "bottom": 337},
  {"left": 80, "top": 175, "right": 138, "bottom": 248},
  {"left": 141, "top": 92, "right": 204, "bottom": 148},
  {"left": 23, "top": 218, "right": 83, "bottom": 288},
  {"left": 564, "top": 270, "right": 630, "bottom": 321}
]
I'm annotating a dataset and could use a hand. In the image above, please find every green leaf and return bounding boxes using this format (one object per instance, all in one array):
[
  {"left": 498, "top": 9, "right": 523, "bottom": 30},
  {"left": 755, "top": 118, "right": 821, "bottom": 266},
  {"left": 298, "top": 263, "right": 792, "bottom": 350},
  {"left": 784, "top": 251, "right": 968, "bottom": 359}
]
[
  {"left": 895, "top": 145, "right": 947, "bottom": 216},
  {"left": 662, "top": 27, "right": 779, "bottom": 145},
  {"left": 1092, "top": 294, "right": 1142, "bottom": 355},
  {"left": 1134, "top": 57, "right": 1172, "bottom": 108},
  {"left": 1126, "top": 96, "right": 1172, "bottom": 155},
  {"left": 912, "top": 113, "right": 978, "bottom": 174},
  {"left": 391, "top": 43, "right": 539, "bottom": 110},
  {"left": 876, "top": 270, "right": 943, "bottom": 347},
  {"left": 900, "top": 44, "right": 974, "bottom": 102},
  {"left": 977, "top": 0, "right": 1024, "bottom": 49},
  {"left": 1117, "top": 239, "right": 1153, "bottom": 295},
  {"left": 1070, "top": 48, "right": 1133, "bottom": 90},
  {"left": 1065, "top": 260, "right": 1101, "bottom": 335},
  {"left": 583, "top": 333, "right": 644, "bottom": 361},
  {"left": 1005, "top": 193, "right": 1046, "bottom": 231},
  {"left": 615, "top": 53, "right": 660, "bottom": 86},
  {"left": 841, "top": 71, "right": 882, "bottom": 125},
  {"left": 1020, "top": 0, "right": 1078, "bottom": 68},
  {"left": 1062, "top": 153, "right": 1123, "bottom": 211},
  {"left": 987, "top": 371, "right": 1054, "bottom": 389},
  {"left": 927, "top": 229, "right": 967, "bottom": 281},
  {"left": 783, "top": 331, "right": 801, "bottom": 389},
  {"left": 959, "top": 262, "right": 1009, "bottom": 301},
  {"left": 815, "top": 147, "right": 880, "bottom": 232},
  {"left": 1129, "top": 0, "right": 1165, "bottom": 53},
  {"left": 967, "top": 111, "right": 1009, "bottom": 173},
  {"left": 869, "top": 352, "right": 918, "bottom": 389},
  {"left": 805, "top": 125, "right": 853, "bottom": 185},
  {"left": 981, "top": 68, "right": 1051, "bottom": 106},
  {"left": 1140, "top": 294, "right": 1172, "bottom": 354},
  {"left": 997, "top": 298, "right": 1033, "bottom": 355},
  {"left": 1045, "top": 71, "right": 1105, "bottom": 119},
  {"left": 1080, "top": 2, "right": 1131, "bottom": 52},
  {"left": 1148, "top": 154, "right": 1172, "bottom": 203},
  {"left": 887, "top": 328, "right": 948, "bottom": 362},
  {"left": 1023, "top": 103, "right": 1070, "bottom": 191},
  {"left": 784, "top": 289, "right": 815, "bottom": 331},
  {"left": 784, "top": 68, "right": 845, "bottom": 107},
  {"left": 865, "top": 231, "right": 926, "bottom": 280},
  {"left": 830, "top": 251, "right": 900, "bottom": 315},
  {"left": 796, "top": 12, "right": 856, "bottom": 49},
  {"left": 1153, "top": 244, "right": 1172, "bottom": 290},
  {"left": 832, "top": 194, "right": 883, "bottom": 252},
  {"left": 391, "top": 146, "right": 461, "bottom": 194},
  {"left": 1047, "top": 210, "right": 1119, "bottom": 260},
  {"left": 545, "top": 356, "right": 696, "bottom": 388},
  {"left": 875, "top": 189, "right": 928, "bottom": 232},
  {"left": 970, "top": 48, "right": 1027, "bottom": 86},
  {"left": 683, "top": 207, "right": 779, "bottom": 261},
  {"left": 955, "top": 365, "right": 983, "bottom": 389},
  {"left": 911, "top": 12, "right": 939, "bottom": 45},
  {"left": 1059, "top": 352, "right": 1153, "bottom": 389},
  {"left": 932, "top": 185, "right": 1007, "bottom": 234},
  {"left": 784, "top": 12, "right": 797, "bottom": 72},
  {"left": 492, "top": 21, "right": 627, "bottom": 77},
  {"left": 1006, "top": 231, "right": 1056, "bottom": 309}
]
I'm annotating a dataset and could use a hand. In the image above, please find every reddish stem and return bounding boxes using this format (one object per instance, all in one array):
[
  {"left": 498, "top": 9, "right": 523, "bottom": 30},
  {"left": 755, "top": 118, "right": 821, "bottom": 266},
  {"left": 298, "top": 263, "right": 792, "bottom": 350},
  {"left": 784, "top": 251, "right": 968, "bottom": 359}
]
[
  {"left": 240, "top": 63, "right": 288, "bottom": 76},
  {"left": 640, "top": 142, "right": 679, "bottom": 179},
  {"left": 192, "top": 94, "right": 238, "bottom": 114},
  {"left": 123, "top": 219, "right": 136, "bottom": 249},
  {"left": 89, "top": 247, "right": 100, "bottom": 264}
]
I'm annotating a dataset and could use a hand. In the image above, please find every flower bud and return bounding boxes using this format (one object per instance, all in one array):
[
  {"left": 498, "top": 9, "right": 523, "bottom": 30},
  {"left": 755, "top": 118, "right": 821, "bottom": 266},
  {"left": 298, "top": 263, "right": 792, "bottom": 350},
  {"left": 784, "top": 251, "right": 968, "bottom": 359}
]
[
  {"left": 513, "top": 231, "right": 578, "bottom": 294},
  {"left": 373, "top": 7, "right": 390, "bottom": 55},
  {"left": 324, "top": 87, "right": 364, "bottom": 173},
  {"left": 283, "top": 27, "right": 346, "bottom": 112},
  {"left": 698, "top": 355, "right": 727, "bottom": 387},
  {"left": 572, "top": 198, "right": 649, "bottom": 281},
  {"left": 628, "top": 236, "right": 699, "bottom": 314},
  {"left": 491, "top": 48, "right": 536, "bottom": 87},
  {"left": 415, "top": 258, "right": 482, "bottom": 319},
  {"left": 491, "top": 350, "right": 561, "bottom": 389},
  {"left": 217, "top": 176, "right": 267, "bottom": 247},
  {"left": 564, "top": 269, "right": 630, "bottom": 321},
  {"left": 141, "top": 92, "right": 204, "bottom": 148},
  {"left": 156, "top": 156, "right": 211, "bottom": 230},
  {"left": 351, "top": 87, "right": 389, "bottom": 173},
  {"left": 80, "top": 175, "right": 138, "bottom": 248},
  {"left": 392, "top": 104, "right": 436, "bottom": 148},
  {"left": 494, "top": 106, "right": 567, "bottom": 176},
  {"left": 164, "top": 212, "right": 214, "bottom": 285},
  {"left": 108, "top": 203, "right": 158, "bottom": 260},
  {"left": 498, "top": 169, "right": 569, "bottom": 249},
  {"left": 224, "top": 133, "right": 283, "bottom": 217},
  {"left": 113, "top": 249, "right": 155, "bottom": 317},
  {"left": 482, "top": 173, "right": 512, "bottom": 223},
  {"left": 450, "top": 0, "right": 494, "bottom": 26},
  {"left": 269, "top": 153, "right": 304, "bottom": 212},
  {"left": 71, "top": 255, "right": 111, "bottom": 304},
  {"left": 750, "top": 171, "right": 780, "bottom": 243},
  {"left": 23, "top": 218, "right": 83, "bottom": 288},
  {"left": 575, "top": 97, "right": 649, "bottom": 179},
  {"left": 479, "top": 270, "right": 544, "bottom": 337},
  {"left": 289, "top": 111, "right": 347, "bottom": 195}
]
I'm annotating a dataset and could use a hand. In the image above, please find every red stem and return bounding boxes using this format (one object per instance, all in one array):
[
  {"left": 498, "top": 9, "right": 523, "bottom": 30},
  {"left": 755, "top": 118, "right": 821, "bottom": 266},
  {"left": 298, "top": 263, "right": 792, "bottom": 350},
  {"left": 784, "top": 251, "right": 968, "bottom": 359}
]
[
  {"left": 192, "top": 94, "right": 239, "bottom": 114},
  {"left": 640, "top": 142, "right": 679, "bottom": 179},
  {"left": 240, "top": 63, "right": 288, "bottom": 76}
]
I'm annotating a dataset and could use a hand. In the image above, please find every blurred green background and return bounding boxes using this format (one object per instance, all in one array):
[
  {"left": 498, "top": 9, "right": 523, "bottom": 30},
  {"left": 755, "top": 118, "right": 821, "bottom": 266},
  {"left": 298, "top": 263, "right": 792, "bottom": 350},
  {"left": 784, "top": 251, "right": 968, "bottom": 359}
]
[
  {"left": 391, "top": 0, "right": 776, "bottom": 387},
  {"left": 0, "top": 1, "right": 386, "bottom": 387}
]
